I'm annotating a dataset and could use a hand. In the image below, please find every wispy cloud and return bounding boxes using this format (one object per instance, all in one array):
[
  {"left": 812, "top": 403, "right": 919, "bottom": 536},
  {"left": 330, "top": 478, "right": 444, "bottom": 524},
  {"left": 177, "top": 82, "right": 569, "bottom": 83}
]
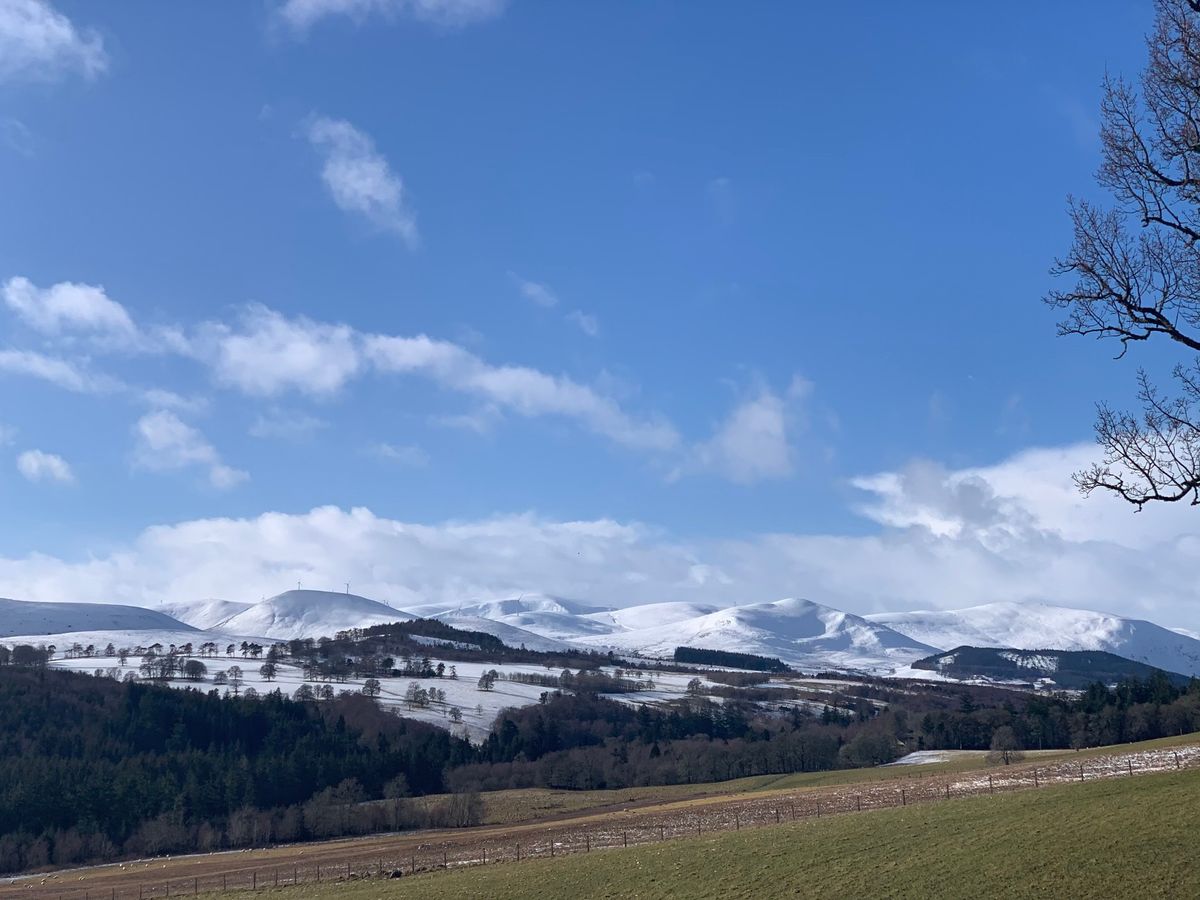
[
  {"left": 0, "top": 0, "right": 108, "bottom": 83},
  {"left": 16, "top": 448, "right": 73, "bottom": 484},
  {"left": 305, "top": 116, "right": 418, "bottom": 247},
  {"left": 133, "top": 410, "right": 248, "bottom": 490},
  {"left": 250, "top": 408, "right": 329, "bottom": 441},
  {"left": 371, "top": 442, "right": 429, "bottom": 466},
  {"left": 674, "top": 376, "right": 811, "bottom": 484},
  {"left": 509, "top": 271, "right": 558, "bottom": 308},
  {"left": 278, "top": 0, "right": 506, "bottom": 32},
  {"left": 365, "top": 332, "right": 679, "bottom": 451},
  {"left": 566, "top": 310, "right": 599, "bottom": 337},
  {"left": 0, "top": 349, "right": 116, "bottom": 393}
]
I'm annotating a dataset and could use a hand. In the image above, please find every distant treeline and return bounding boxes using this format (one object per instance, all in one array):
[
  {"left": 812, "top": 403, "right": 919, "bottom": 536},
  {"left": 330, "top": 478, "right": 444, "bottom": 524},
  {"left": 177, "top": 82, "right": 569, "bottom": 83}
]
[{"left": 673, "top": 646, "right": 790, "bottom": 672}]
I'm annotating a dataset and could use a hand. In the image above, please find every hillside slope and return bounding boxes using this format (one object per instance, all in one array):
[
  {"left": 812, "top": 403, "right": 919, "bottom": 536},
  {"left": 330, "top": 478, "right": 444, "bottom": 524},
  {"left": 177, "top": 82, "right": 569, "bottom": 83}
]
[
  {"left": 156, "top": 598, "right": 251, "bottom": 630},
  {"left": 574, "top": 597, "right": 938, "bottom": 672},
  {"left": 216, "top": 590, "right": 411, "bottom": 640},
  {"left": 0, "top": 598, "right": 194, "bottom": 638},
  {"left": 869, "top": 601, "right": 1200, "bottom": 677}
]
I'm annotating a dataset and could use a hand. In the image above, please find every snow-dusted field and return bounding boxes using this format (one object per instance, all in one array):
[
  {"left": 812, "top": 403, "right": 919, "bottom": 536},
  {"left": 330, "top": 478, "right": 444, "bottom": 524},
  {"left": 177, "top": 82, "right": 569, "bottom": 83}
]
[
  {"left": 48, "top": 654, "right": 562, "bottom": 741},
  {"left": 45, "top": 655, "right": 816, "bottom": 741}
]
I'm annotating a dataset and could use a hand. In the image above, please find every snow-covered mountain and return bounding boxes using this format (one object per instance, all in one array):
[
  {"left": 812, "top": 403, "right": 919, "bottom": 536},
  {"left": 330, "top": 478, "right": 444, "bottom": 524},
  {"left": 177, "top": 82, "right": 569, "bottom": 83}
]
[
  {"left": 572, "top": 597, "right": 939, "bottom": 673},
  {"left": 214, "top": 590, "right": 411, "bottom": 641},
  {"left": 0, "top": 598, "right": 194, "bottom": 638},
  {"left": 157, "top": 598, "right": 252, "bottom": 630},
  {"left": 868, "top": 601, "right": 1200, "bottom": 678},
  {"left": 405, "top": 594, "right": 617, "bottom": 643}
]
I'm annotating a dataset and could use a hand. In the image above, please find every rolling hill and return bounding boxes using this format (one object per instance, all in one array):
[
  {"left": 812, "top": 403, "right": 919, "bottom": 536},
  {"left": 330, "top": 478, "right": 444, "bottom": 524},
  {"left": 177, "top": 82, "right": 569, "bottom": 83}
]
[
  {"left": 0, "top": 598, "right": 194, "bottom": 638},
  {"left": 910, "top": 645, "right": 1193, "bottom": 689},
  {"left": 868, "top": 601, "right": 1200, "bottom": 678},
  {"left": 214, "top": 590, "right": 411, "bottom": 641}
]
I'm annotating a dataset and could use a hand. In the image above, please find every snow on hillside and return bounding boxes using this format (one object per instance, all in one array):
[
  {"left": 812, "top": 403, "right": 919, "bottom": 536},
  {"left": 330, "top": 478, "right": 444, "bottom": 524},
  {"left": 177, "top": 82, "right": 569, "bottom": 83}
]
[
  {"left": 424, "top": 614, "right": 575, "bottom": 653},
  {"left": 405, "top": 594, "right": 617, "bottom": 643},
  {"left": 0, "top": 598, "right": 194, "bottom": 638},
  {"left": 157, "top": 598, "right": 252, "bottom": 630},
  {"left": 573, "top": 597, "right": 939, "bottom": 673},
  {"left": 867, "top": 601, "right": 1200, "bottom": 677},
  {"left": 583, "top": 601, "right": 722, "bottom": 634},
  {"left": 215, "top": 590, "right": 411, "bottom": 640},
  {"left": 2, "top": 629, "right": 256, "bottom": 654}
]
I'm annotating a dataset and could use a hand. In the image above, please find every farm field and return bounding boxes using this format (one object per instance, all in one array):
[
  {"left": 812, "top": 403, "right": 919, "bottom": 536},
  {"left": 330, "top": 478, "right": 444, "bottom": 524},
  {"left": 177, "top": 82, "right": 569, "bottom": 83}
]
[
  {"left": 242, "top": 765, "right": 1200, "bottom": 900},
  {"left": 5, "top": 734, "right": 1198, "bottom": 900}
]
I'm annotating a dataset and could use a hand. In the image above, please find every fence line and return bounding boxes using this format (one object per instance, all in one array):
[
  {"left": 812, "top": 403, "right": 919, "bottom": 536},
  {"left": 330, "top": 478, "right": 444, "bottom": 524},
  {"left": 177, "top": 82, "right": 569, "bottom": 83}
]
[{"left": 19, "top": 743, "right": 1200, "bottom": 900}]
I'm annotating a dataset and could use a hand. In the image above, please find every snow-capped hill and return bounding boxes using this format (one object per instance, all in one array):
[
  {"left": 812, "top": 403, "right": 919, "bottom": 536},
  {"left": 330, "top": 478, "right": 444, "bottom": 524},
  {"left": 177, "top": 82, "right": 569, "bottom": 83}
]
[
  {"left": 429, "top": 614, "right": 575, "bottom": 653},
  {"left": 575, "top": 597, "right": 938, "bottom": 673},
  {"left": 584, "top": 601, "right": 722, "bottom": 633},
  {"left": 868, "top": 601, "right": 1200, "bottom": 677},
  {"left": 407, "top": 594, "right": 618, "bottom": 642},
  {"left": 215, "top": 590, "right": 411, "bottom": 641},
  {"left": 0, "top": 598, "right": 195, "bottom": 638},
  {"left": 156, "top": 598, "right": 252, "bottom": 630}
]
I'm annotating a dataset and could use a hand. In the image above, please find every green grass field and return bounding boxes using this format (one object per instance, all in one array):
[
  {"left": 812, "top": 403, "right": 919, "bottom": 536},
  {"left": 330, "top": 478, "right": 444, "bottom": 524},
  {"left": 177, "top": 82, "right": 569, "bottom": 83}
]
[
  {"left": 414, "top": 732, "right": 1200, "bottom": 828},
  {"left": 246, "top": 764, "right": 1200, "bottom": 900}
]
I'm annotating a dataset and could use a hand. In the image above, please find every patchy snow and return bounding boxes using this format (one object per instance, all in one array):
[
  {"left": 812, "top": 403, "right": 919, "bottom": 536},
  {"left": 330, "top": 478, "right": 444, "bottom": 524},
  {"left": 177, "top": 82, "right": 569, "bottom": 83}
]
[
  {"left": 884, "top": 750, "right": 954, "bottom": 766},
  {"left": 998, "top": 650, "right": 1060, "bottom": 672},
  {"left": 868, "top": 600, "right": 1200, "bottom": 677}
]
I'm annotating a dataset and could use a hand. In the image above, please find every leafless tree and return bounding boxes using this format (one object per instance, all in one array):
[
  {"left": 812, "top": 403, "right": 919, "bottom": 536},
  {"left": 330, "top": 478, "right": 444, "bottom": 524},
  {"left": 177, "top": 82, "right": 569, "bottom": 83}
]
[{"left": 1048, "top": 0, "right": 1200, "bottom": 507}]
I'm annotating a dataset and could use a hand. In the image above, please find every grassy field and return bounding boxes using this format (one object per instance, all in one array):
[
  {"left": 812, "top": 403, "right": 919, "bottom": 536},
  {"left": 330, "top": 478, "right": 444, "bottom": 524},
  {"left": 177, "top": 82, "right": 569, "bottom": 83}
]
[
  {"left": 415, "top": 731, "right": 1200, "bottom": 827},
  {"left": 240, "top": 765, "right": 1200, "bottom": 900}
]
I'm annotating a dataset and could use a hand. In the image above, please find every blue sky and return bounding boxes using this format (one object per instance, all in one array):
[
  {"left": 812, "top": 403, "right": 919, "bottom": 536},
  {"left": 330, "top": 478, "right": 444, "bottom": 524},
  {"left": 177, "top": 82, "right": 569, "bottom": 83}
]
[{"left": 7, "top": 0, "right": 1200, "bottom": 627}]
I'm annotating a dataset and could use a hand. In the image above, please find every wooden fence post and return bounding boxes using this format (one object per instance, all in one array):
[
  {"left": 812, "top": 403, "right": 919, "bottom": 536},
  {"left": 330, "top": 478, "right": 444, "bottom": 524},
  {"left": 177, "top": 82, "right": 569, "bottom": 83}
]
[
  {"left": 586, "top": 834, "right": 591, "bottom": 852},
  {"left": 856, "top": 795, "right": 861, "bottom": 812},
  {"left": 659, "top": 825, "right": 665, "bottom": 841},
  {"left": 1033, "top": 769, "right": 1039, "bottom": 787},
  {"left": 517, "top": 842, "right": 521, "bottom": 862},
  {"left": 734, "top": 813, "right": 739, "bottom": 830},
  {"left": 1128, "top": 760, "right": 1133, "bottom": 776},
  {"left": 624, "top": 832, "right": 628, "bottom": 848},
  {"left": 988, "top": 775, "right": 994, "bottom": 795},
  {"left": 1079, "top": 763, "right": 1084, "bottom": 782},
  {"left": 443, "top": 850, "right": 448, "bottom": 869},
  {"left": 901, "top": 789, "right": 906, "bottom": 807},
  {"left": 790, "top": 801, "right": 796, "bottom": 821}
]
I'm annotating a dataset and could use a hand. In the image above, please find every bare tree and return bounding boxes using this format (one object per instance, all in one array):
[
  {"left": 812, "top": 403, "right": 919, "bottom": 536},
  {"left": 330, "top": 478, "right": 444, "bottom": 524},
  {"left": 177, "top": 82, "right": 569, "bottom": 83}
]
[
  {"left": 987, "top": 726, "right": 1025, "bottom": 766},
  {"left": 1048, "top": 0, "right": 1200, "bottom": 508}
]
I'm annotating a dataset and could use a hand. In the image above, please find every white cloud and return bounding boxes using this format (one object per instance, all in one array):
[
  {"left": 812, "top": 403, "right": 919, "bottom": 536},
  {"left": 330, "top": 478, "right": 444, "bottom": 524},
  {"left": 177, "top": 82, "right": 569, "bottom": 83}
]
[
  {"left": 509, "top": 272, "right": 558, "bottom": 308},
  {"left": 3, "top": 453, "right": 1200, "bottom": 630},
  {"left": 675, "top": 379, "right": 809, "bottom": 484},
  {"left": 1, "top": 117, "right": 34, "bottom": 155},
  {"left": 3, "top": 276, "right": 136, "bottom": 339},
  {"left": 278, "top": 0, "right": 506, "bottom": 31},
  {"left": 371, "top": 442, "right": 428, "bottom": 466},
  {"left": 566, "top": 310, "right": 599, "bottom": 337},
  {"left": 306, "top": 116, "right": 418, "bottom": 247},
  {"left": 197, "top": 305, "right": 361, "bottom": 398},
  {"left": 0, "top": 0, "right": 107, "bottom": 83},
  {"left": 0, "top": 349, "right": 115, "bottom": 393},
  {"left": 250, "top": 409, "right": 328, "bottom": 441},
  {"left": 16, "top": 449, "right": 73, "bottom": 484},
  {"left": 133, "top": 410, "right": 247, "bottom": 490},
  {"left": 364, "top": 332, "right": 680, "bottom": 451}
]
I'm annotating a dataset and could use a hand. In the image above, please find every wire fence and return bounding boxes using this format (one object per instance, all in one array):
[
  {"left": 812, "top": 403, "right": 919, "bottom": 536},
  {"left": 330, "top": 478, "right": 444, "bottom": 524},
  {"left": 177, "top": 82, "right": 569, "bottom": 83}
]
[{"left": 14, "top": 742, "right": 1200, "bottom": 900}]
